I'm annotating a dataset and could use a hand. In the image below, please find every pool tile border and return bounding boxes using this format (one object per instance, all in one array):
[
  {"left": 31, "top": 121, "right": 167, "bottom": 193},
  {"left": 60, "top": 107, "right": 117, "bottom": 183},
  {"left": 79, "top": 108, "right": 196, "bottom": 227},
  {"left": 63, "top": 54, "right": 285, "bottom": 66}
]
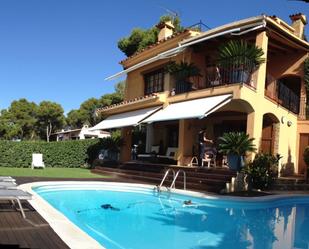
[{"left": 19, "top": 181, "right": 309, "bottom": 249}]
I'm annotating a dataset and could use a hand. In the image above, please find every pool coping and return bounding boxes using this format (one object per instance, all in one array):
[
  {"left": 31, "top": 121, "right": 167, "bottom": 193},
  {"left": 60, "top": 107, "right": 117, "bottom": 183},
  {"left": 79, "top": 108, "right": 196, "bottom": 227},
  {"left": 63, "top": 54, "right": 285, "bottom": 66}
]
[{"left": 19, "top": 181, "right": 309, "bottom": 249}]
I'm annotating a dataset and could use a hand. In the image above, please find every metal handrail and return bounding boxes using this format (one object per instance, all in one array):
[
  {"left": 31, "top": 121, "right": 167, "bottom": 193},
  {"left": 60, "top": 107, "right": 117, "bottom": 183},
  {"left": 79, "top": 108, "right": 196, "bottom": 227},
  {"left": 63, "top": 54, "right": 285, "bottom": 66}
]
[
  {"left": 170, "top": 170, "right": 186, "bottom": 190},
  {"left": 157, "top": 169, "right": 175, "bottom": 192}
]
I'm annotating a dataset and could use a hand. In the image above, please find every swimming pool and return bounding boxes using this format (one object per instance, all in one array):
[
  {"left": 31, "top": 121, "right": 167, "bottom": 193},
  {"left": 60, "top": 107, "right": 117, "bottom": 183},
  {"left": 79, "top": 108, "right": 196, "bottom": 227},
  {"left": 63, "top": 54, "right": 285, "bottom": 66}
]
[{"left": 23, "top": 182, "right": 309, "bottom": 249}]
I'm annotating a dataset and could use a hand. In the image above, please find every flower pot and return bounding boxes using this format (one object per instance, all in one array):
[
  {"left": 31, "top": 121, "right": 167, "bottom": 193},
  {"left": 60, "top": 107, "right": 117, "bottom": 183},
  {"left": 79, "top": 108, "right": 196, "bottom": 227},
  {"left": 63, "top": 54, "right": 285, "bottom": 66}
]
[
  {"left": 231, "top": 70, "right": 249, "bottom": 84},
  {"left": 227, "top": 154, "right": 244, "bottom": 171}
]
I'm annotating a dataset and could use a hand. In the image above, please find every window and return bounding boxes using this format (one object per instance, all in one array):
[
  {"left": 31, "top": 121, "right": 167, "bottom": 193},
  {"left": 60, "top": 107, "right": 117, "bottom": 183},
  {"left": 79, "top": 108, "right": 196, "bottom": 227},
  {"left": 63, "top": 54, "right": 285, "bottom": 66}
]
[{"left": 144, "top": 69, "right": 164, "bottom": 95}]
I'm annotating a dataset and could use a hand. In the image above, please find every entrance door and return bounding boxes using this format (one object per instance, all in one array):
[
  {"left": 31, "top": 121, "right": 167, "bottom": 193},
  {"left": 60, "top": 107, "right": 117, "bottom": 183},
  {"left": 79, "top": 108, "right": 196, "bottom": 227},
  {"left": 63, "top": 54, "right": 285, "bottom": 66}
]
[
  {"left": 261, "top": 124, "right": 274, "bottom": 154},
  {"left": 298, "top": 134, "right": 309, "bottom": 174}
]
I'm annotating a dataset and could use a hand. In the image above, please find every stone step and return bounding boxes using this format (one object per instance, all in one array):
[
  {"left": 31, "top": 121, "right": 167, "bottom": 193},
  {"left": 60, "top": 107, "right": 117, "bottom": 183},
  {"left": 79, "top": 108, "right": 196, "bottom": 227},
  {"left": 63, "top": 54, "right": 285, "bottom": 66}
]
[
  {"left": 93, "top": 167, "right": 228, "bottom": 193},
  {"left": 121, "top": 161, "right": 236, "bottom": 176},
  {"left": 273, "top": 184, "right": 309, "bottom": 191},
  {"left": 94, "top": 166, "right": 234, "bottom": 181},
  {"left": 275, "top": 177, "right": 306, "bottom": 185},
  {"left": 94, "top": 167, "right": 228, "bottom": 186}
]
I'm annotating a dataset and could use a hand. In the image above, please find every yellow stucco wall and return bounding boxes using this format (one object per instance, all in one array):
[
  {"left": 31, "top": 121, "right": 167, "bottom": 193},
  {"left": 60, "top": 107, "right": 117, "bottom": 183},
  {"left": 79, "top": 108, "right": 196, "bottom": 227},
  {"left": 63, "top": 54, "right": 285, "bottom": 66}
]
[{"left": 118, "top": 26, "right": 308, "bottom": 173}]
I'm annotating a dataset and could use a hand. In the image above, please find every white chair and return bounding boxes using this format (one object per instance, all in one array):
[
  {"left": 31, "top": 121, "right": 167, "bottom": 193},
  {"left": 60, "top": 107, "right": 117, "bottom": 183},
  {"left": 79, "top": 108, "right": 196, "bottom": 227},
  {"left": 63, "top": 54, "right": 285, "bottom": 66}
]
[
  {"left": 31, "top": 153, "right": 45, "bottom": 169},
  {"left": 202, "top": 152, "right": 216, "bottom": 168}
]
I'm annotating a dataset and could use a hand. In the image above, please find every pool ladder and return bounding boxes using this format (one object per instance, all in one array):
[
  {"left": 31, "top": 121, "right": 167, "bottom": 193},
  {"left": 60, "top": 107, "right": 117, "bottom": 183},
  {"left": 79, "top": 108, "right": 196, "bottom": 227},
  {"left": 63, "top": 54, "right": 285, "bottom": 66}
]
[{"left": 156, "top": 169, "right": 186, "bottom": 192}]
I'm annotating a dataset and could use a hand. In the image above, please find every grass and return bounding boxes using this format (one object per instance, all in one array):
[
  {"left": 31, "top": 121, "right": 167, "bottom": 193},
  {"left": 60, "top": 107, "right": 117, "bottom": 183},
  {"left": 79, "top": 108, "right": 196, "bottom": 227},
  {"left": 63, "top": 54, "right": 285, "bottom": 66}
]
[{"left": 0, "top": 167, "right": 108, "bottom": 178}]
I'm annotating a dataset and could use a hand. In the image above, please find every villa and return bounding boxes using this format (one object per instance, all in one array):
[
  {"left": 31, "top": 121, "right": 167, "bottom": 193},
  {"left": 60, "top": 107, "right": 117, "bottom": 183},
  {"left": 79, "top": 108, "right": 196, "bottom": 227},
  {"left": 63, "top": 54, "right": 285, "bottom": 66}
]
[
  {"left": 93, "top": 13, "right": 309, "bottom": 177},
  {"left": 51, "top": 124, "right": 110, "bottom": 141},
  {"left": 2, "top": 12, "right": 309, "bottom": 249}
]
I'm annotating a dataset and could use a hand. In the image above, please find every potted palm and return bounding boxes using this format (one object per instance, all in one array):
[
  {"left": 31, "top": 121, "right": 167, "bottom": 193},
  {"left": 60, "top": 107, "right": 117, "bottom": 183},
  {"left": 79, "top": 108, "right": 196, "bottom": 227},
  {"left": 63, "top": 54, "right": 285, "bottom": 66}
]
[
  {"left": 166, "top": 61, "right": 201, "bottom": 94},
  {"left": 218, "top": 132, "right": 256, "bottom": 171},
  {"left": 218, "top": 40, "right": 265, "bottom": 84}
]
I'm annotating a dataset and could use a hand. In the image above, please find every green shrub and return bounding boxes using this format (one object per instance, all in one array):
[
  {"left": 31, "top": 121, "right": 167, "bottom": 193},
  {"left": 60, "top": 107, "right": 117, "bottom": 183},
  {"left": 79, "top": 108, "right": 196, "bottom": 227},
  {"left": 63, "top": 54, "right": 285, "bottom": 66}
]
[
  {"left": 0, "top": 139, "right": 99, "bottom": 168},
  {"left": 87, "top": 132, "right": 124, "bottom": 166},
  {"left": 303, "top": 146, "right": 309, "bottom": 167},
  {"left": 243, "top": 153, "right": 281, "bottom": 190},
  {"left": 303, "top": 146, "right": 309, "bottom": 181}
]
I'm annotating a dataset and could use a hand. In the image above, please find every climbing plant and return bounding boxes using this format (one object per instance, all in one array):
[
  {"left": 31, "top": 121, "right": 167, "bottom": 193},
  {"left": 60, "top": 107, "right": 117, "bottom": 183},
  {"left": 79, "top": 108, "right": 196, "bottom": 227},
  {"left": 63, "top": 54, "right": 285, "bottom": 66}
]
[{"left": 304, "top": 58, "right": 309, "bottom": 118}]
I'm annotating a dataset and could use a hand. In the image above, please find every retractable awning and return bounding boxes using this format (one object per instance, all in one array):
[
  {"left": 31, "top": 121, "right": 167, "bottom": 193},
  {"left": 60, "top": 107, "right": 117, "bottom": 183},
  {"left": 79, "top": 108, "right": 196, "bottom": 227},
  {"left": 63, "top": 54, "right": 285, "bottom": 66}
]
[
  {"left": 142, "top": 94, "right": 232, "bottom": 123},
  {"left": 105, "top": 18, "right": 266, "bottom": 80},
  {"left": 90, "top": 106, "right": 161, "bottom": 130}
]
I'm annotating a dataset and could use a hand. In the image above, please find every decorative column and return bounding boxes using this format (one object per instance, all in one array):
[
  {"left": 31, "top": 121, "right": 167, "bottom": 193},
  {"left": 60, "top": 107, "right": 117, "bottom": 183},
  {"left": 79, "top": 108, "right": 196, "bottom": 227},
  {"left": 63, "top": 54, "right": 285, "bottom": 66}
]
[
  {"left": 145, "top": 124, "right": 154, "bottom": 153},
  {"left": 255, "top": 31, "right": 268, "bottom": 95},
  {"left": 246, "top": 111, "right": 263, "bottom": 160},
  {"left": 178, "top": 119, "right": 194, "bottom": 166}
]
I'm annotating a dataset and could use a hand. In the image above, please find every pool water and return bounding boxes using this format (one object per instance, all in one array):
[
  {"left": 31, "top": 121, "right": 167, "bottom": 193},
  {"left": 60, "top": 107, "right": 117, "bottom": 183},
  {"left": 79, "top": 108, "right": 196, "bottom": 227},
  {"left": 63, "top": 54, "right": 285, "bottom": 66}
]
[{"left": 34, "top": 184, "right": 309, "bottom": 249}]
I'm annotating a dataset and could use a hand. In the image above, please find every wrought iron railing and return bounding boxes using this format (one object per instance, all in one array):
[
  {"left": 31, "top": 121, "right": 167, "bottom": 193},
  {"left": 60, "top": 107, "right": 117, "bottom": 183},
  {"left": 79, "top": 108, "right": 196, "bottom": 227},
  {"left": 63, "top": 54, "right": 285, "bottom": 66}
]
[
  {"left": 208, "top": 59, "right": 256, "bottom": 88},
  {"left": 277, "top": 81, "right": 300, "bottom": 114},
  {"left": 172, "top": 62, "right": 256, "bottom": 95},
  {"left": 265, "top": 80, "right": 301, "bottom": 115}
]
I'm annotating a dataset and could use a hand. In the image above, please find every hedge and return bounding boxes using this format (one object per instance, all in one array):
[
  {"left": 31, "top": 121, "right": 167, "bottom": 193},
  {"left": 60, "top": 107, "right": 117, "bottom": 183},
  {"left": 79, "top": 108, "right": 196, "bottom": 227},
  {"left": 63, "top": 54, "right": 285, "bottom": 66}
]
[{"left": 0, "top": 139, "right": 100, "bottom": 168}]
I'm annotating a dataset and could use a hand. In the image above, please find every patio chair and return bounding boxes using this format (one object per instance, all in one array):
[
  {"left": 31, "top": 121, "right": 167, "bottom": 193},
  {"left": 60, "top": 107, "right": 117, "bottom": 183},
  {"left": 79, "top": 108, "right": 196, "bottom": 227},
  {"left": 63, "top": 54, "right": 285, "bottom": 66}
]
[
  {"left": 0, "top": 189, "right": 32, "bottom": 218},
  {"left": 202, "top": 151, "right": 217, "bottom": 168},
  {"left": 31, "top": 153, "right": 45, "bottom": 169}
]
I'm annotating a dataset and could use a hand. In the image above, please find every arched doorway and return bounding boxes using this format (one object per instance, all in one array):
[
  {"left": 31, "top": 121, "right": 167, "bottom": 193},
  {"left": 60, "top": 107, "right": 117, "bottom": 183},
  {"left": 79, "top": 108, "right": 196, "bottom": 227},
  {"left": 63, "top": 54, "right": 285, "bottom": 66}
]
[{"left": 261, "top": 113, "right": 280, "bottom": 154}]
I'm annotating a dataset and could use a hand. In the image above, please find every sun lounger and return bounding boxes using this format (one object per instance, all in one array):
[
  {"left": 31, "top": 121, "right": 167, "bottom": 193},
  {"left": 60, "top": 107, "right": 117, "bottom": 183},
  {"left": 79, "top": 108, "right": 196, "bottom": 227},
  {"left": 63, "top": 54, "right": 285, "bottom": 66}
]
[
  {"left": 138, "top": 145, "right": 160, "bottom": 160},
  {"left": 0, "top": 189, "right": 32, "bottom": 218},
  {"left": 0, "top": 181, "right": 17, "bottom": 189},
  {"left": 157, "top": 147, "right": 178, "bottom": 160},
  {"left": 0, "top": 176, "right": 16, "bottom": 182},
  {"left": 0, "top": 176, "right": 13, "bottom": 179}
]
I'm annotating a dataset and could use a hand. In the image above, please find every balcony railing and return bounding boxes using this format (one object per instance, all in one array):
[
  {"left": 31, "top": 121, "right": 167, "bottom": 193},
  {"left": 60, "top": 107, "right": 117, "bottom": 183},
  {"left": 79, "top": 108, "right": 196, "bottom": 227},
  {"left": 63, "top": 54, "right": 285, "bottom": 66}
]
[
  {"left": 265, "top": 80, "right": 300, "bottom": 114},
  {"left": 206, "top": 61, "right": 256, "bottom": 88},
  {"left": 278, "top": 82, "right": 300, "bottom": 114},
  {"left": 173, "top": 63, "right": 256, "bottom": 95}
]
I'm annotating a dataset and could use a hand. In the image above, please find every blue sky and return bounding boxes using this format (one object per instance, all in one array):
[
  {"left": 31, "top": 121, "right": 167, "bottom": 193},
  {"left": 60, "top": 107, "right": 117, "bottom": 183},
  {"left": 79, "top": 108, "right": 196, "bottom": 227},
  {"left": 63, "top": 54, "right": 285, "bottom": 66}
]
[{"left": 0, "top": 0, "right": 308, "bottom": 113}]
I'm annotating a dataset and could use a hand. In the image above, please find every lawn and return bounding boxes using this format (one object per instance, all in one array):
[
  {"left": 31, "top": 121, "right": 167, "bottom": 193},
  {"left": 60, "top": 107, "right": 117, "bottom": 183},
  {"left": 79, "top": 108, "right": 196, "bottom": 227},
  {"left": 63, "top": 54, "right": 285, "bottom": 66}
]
[{"left": 0, "top": 167, "right": 108, "bottom": 178}]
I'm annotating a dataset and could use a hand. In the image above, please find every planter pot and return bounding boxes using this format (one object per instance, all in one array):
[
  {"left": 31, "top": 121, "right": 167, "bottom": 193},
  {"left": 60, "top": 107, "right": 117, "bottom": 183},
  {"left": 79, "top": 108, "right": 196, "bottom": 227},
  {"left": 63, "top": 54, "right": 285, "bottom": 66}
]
[
  {"left": 227, "top": 154, "right": 244, "bottom": 171},
  {"left": 230, "top": 70, "right": 249, "bottom": 84}
]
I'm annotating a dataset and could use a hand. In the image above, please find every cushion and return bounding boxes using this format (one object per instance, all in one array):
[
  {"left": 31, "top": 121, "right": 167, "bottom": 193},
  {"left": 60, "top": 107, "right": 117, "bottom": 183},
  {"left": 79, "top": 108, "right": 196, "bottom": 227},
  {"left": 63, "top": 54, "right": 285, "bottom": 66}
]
[{"left": 151, "top": 145, "right": 159, "bottom": 154}]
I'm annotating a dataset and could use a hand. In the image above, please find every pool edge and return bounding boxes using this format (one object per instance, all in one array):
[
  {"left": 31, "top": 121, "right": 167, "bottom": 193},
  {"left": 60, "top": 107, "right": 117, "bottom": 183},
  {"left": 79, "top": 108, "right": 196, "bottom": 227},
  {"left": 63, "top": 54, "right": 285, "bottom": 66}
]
[{"left": 19, "top": 181, "right": 309, "bottom": 249}]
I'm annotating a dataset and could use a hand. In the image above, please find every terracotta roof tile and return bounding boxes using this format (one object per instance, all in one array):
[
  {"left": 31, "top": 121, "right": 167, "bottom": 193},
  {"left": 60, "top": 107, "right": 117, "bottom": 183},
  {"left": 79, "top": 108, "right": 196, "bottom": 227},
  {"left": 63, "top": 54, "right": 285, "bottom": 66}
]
[{"left": 96, "top": 93, "right": 159, "bottom": 113}]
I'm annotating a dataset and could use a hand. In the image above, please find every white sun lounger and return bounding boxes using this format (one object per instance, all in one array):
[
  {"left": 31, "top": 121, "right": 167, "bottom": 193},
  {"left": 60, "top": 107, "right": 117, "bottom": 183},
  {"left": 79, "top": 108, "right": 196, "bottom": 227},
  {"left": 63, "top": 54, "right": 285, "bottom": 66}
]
[
  {"left": 0, "top": 176, "right": 16, "bottom": 182},
  {"left": 0, "top": 189, "right": 32, "bottom": 218},
  {"left": 0, "top": 181, "right": 17, "bottom": 189}
]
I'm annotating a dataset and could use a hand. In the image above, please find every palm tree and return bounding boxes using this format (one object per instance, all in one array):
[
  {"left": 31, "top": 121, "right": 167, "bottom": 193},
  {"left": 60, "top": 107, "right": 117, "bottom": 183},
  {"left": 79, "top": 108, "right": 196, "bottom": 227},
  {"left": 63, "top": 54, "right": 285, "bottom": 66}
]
[
  {"left": 218, "top": 40, "right": 265, "bottom": 68},
  {"left": 218, "top": 132, "right": 256, "bottom": 171}
]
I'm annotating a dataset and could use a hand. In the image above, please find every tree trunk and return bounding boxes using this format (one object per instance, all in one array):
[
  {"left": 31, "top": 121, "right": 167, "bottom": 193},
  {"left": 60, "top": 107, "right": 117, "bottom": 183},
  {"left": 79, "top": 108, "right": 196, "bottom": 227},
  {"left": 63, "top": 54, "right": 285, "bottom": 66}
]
[{"left": 46, "top": 122, "right": 52, "bottom": 142}]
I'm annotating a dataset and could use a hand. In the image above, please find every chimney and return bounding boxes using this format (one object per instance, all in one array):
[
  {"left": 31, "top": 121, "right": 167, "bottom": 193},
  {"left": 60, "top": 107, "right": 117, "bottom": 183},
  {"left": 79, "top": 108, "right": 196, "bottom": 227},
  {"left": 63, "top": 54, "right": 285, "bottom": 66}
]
[
  {"left": 156, "top": 21, "right": 175, "bottom": 41},
  {"left": 289, "top": 13, "right": 307, "bottom": 39}
]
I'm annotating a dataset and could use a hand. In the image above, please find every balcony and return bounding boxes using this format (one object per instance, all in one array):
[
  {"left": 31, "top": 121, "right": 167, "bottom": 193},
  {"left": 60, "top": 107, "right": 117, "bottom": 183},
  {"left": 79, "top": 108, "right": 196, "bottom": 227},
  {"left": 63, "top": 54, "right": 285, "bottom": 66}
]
[
  {"left": 265, "top": 79, "right": 300, "bottom": 114},
  {"left": 173, "top": 62, "right": 256, "bottom": 95}
]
